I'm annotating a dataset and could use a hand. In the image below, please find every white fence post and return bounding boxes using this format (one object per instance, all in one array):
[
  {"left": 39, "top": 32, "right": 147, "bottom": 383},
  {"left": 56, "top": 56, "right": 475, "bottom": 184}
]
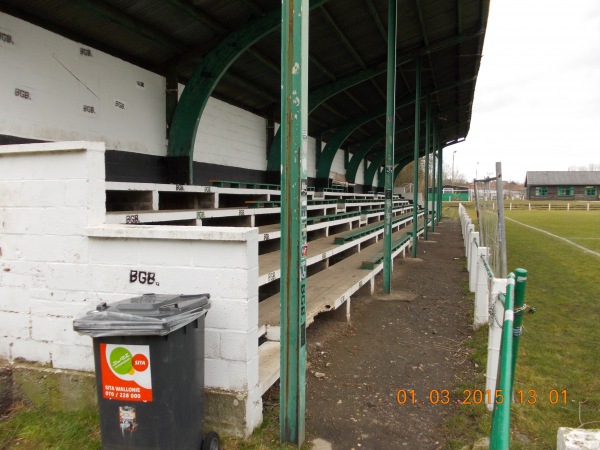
[
  {"left": 473, "top": 247, "right": 489, "bottom": 328},
  {"left": 468, "top": 232, "right": 480, "bottom": 291},
  {"left": 485, "top": 277, "right": 508, "bottom": 411}
]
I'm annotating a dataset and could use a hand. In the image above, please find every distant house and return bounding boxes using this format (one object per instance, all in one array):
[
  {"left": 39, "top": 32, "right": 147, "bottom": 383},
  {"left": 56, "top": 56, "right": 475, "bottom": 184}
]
[{"left": 524, "top": 171, "right": 600, "bottom": 201}]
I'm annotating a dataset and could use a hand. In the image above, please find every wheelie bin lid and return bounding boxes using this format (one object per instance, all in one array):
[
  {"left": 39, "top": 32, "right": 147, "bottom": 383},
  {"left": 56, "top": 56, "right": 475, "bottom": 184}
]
[{"left": 73, "top": 293, "right": 210, "bottom": 337}]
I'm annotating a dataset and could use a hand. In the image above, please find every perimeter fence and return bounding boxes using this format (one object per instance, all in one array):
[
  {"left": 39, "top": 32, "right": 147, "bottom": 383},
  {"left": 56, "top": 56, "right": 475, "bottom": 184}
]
[{"left": 459, "top": 162, "right": 530, "bottom": 449}]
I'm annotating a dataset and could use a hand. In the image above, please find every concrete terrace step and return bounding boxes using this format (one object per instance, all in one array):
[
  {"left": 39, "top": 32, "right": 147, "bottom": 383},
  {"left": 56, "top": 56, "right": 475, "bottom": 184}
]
[
  {"left": 257, "top": 226, "right": 414, "bottom": 338},
  {"left": 257, "top": 205, "right": 414, "bottom": 242},
  {"left": 258, "top": 211, "right": 421, "bottom": 286},
  {"left": 256, "top": 227, "right": 415, "bottom": 394},
  {"left": 258, "top": 341, "right": 280, "bottom": 396}
]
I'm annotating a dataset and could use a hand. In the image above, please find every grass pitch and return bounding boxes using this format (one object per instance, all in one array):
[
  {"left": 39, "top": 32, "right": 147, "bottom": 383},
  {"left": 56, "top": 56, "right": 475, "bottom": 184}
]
[{"left": 446, "top": 203, "right": 600, "bottom": 449}]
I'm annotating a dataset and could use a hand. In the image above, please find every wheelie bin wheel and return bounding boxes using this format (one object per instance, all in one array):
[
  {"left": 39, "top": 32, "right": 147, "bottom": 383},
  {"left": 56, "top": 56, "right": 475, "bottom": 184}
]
[{"left": 202, "top": 431, "right": 220, "bottom": 450}]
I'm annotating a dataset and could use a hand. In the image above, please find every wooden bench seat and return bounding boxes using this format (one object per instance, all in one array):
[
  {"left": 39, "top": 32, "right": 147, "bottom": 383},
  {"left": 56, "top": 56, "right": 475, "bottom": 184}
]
[
  {"left": 333, "top": 212, "right": 413, "bottom": 244},
  {"left": 360, "top": 233, "right": 413, "bottom": 269}
]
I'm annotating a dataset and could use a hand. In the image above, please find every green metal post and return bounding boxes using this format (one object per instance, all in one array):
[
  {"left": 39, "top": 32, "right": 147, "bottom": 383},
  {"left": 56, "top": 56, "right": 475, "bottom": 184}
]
[
  {"left": 411, "top": 56, "right": 421, "bottom": 258},
  {"left": 383, "top": 0, "right": 397, "bottom": 293},
  {"left": 437, "top": 145, "right": 443, "bottom": 221},
  {"left": 279, "top": 0, "right": 308, "bottom": 445},
  {"left": 510, "top": 268, "right": 528, "bottom": 392},
  {"left": 431, "top": 120, "right": 436, "bottom": 230},
  {"left": 424, "top": 95, "right": 430, "bottom": 240},
  {"left": 490, "top": 273, "right": 516, "bottom": 450}
]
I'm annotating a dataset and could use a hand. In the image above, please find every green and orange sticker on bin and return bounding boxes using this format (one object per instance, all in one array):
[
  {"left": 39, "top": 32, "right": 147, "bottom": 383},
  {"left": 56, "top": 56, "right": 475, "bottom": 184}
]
[{"left": 100, "top": 344, "right": 153, "bottom": 402}]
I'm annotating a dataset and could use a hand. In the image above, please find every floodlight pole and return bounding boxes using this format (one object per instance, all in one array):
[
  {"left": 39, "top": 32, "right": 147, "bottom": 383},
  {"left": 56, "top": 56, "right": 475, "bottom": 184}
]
[
  {"left": 383, "top": 0, "right": 397, "bottom": 294},
  {"left": 411, "top": 56, "right": 421, "bottom": 258},
  {"left": 279, "top": 0, "right": 308, "bottom": 445}
]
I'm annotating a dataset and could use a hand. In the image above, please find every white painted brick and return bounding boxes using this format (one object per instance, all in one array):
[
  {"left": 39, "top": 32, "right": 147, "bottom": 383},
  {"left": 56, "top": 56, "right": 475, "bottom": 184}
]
[
  {"left": 247, "top": 295, "right": 258, "bottom": 330},
  {"left": 204, "top": 329, "right": 221, "bottom": 360},
  {"left": 1, "top": 207, "right": 88, "bottom": 236},
  {"left": 28, "top": 288, "right": 104, "bottom": 305},
  {"left": 1, "top": 234, "right": 88, "bottom": 263},
  {"left": 29, "top": 297, "right": 95, "bottom": 320},
  {"left": 88, "top": 238, "right": 142, "bottom": 265},
  {"left": 51, "top": 342, "right": 95, "bottom": 371},
  {"left": 87, "top": 265, "right": 250, "bottom": 299},
  {"left": 9, "top": 338, "right": 53, "bottom": 365},
  {"left": 0, "top": 311, "right": 30, "bottom": 338},
  {"left": 0, "top": 151, "right": 90, "bottom": 181},
  {"left": 219, "top": 328, "right": 258, "bottom": 361},
  {"left": 33, "top": 263, "right": 91, "bottom": 292},
  {"left": 204, "top": 357, "right": 230, "bottom": 389},
  {"left": 0, "top": 286, "right": 32, "bottom": 313},
  {"left": 0, "top": 262, "right": 35, "bottom": 290},
  {"left": 225, "top": 360, "right": 250, "bottom": 391},
  {"left": 246, "top": 356, "right": 259, "bottom": 390},
  {"left": 205, "top": 298, "right": 253, "bottom": 332},
  {"left": 0, "top": 181, "right": 68, "bottom": 207},
  {"left": 246, "top": 266, "right": 259, "bottom": 299},
  {"left": 31, "top": 315, "right": 88, "bottom": 346},
  {"left": 137, "top": 241, "right": 195, "bottom": 267}
]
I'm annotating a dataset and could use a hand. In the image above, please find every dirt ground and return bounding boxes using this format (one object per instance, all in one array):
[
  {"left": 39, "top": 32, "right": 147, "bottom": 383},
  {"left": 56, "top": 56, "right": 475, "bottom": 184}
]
[{"left": 303, "top": 219, "right": 477, "bottom": 449}]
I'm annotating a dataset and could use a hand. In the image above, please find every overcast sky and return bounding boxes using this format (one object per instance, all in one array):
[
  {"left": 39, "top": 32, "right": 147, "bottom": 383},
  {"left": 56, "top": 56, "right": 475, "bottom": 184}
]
[{"left": 452, "top": 0, "right": 600, "bottom": 183}]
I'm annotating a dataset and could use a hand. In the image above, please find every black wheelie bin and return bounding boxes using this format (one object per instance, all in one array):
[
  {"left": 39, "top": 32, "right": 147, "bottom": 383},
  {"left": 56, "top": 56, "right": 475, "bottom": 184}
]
[{"left": 74, "top": 293, "right": 219, "bottom": 450}]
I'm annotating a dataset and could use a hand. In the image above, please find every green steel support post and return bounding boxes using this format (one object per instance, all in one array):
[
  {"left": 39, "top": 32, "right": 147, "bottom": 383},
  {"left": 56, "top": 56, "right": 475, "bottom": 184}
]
[
  {"left": 437, "top": 145, "right": 443, "bottom": 221},
  {"left": 424, "top": 95, "right": 430, "bottom": 240},
  {"left": 411, "top": 56, "right": 421, "bottom": 258},
  {"left": 490, "top": 273, "right": 516, "bottom": 450},
  {"left": 431, "top": 120, "right": 436, "bottom": 230},
  {"left": 383, "top": 0, "right": 397, "bottom": 293},
  {"left": 279, "top": 0, "right": 308, "bottom": 445},
  {"left": 510, "top": 268, "right": 528, "bottom": 393}
]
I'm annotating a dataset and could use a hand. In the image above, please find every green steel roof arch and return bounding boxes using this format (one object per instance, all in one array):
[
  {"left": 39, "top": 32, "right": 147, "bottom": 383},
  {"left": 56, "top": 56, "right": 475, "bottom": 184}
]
[
  {"left": 167, "top": 0, "right": 330, "bottom": 160},
  {"left": 365, "top": 136, "right": 424, "bottom": 187},
  {"left": 315, "top": 95, "right": 419, "bottom": 180},
  {"left": 346, "top": 118, "right": 424, "bottom": 184},
  {"left": 266, "top": 32, "right": 483, "bottom": 174},
  {"left": 364, "top": 150, "right": 385, "bottom": 187},
  {"left": 266, "top": 64, "right": 387, "bottom": 173},
  {"left": 345, "top": 134, "right": 384, "bottom": 184}
]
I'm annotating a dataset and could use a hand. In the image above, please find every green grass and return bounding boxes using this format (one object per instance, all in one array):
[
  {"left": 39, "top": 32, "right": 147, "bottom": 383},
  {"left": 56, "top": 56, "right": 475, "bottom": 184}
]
[
  {"left": 506, "top": 210, "right": 600, "bottom": 252},
  {"left": 0, "top": 404, "right": 101, "bottom": 449},
  {"left": 445, "top": 205, "right": 600, "bottom": 449}
]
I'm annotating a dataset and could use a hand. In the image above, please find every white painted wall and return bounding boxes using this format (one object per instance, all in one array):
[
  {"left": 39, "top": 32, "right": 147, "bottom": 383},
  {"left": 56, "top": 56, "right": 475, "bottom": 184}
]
[
  {"left": 195, "top": 96, "right": 267, "bottom": 171},
  {"left": 355, "top": 160, "right": 366, "bottom": 186},
  {"left": 1, "top": 11, "right": 358, "bottom": 187},
  {"left": 0, "top": 14, "right": 166, "bottom": 155},
  {"left": 0, "top": 141, "right": 262, "bottom": 432}
]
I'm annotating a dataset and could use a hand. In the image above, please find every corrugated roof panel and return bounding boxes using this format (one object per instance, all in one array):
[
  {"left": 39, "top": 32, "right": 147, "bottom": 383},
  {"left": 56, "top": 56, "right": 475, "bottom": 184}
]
[{"left": 526, "top": 171, "right": 600, "bottom": 186}]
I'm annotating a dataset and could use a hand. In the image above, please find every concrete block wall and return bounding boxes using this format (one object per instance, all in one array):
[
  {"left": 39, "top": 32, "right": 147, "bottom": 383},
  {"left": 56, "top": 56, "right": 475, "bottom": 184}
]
[
  {"left": 2, "top": 12, "right": 356, "bottom": 185},
  {"left": 0, "top": 14, "right": 166, "bottom": 156},
  {"left": 0, "top": 141, "right": 262, "bottom": 434},
  {"left": 195, "top": 96, "right": 267, "bottom": 171}
]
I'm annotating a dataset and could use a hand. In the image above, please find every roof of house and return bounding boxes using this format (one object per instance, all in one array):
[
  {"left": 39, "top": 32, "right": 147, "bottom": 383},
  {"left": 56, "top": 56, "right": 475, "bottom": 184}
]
[{"left": 525, "top": 171, "right": 600, "bottom": 186}]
